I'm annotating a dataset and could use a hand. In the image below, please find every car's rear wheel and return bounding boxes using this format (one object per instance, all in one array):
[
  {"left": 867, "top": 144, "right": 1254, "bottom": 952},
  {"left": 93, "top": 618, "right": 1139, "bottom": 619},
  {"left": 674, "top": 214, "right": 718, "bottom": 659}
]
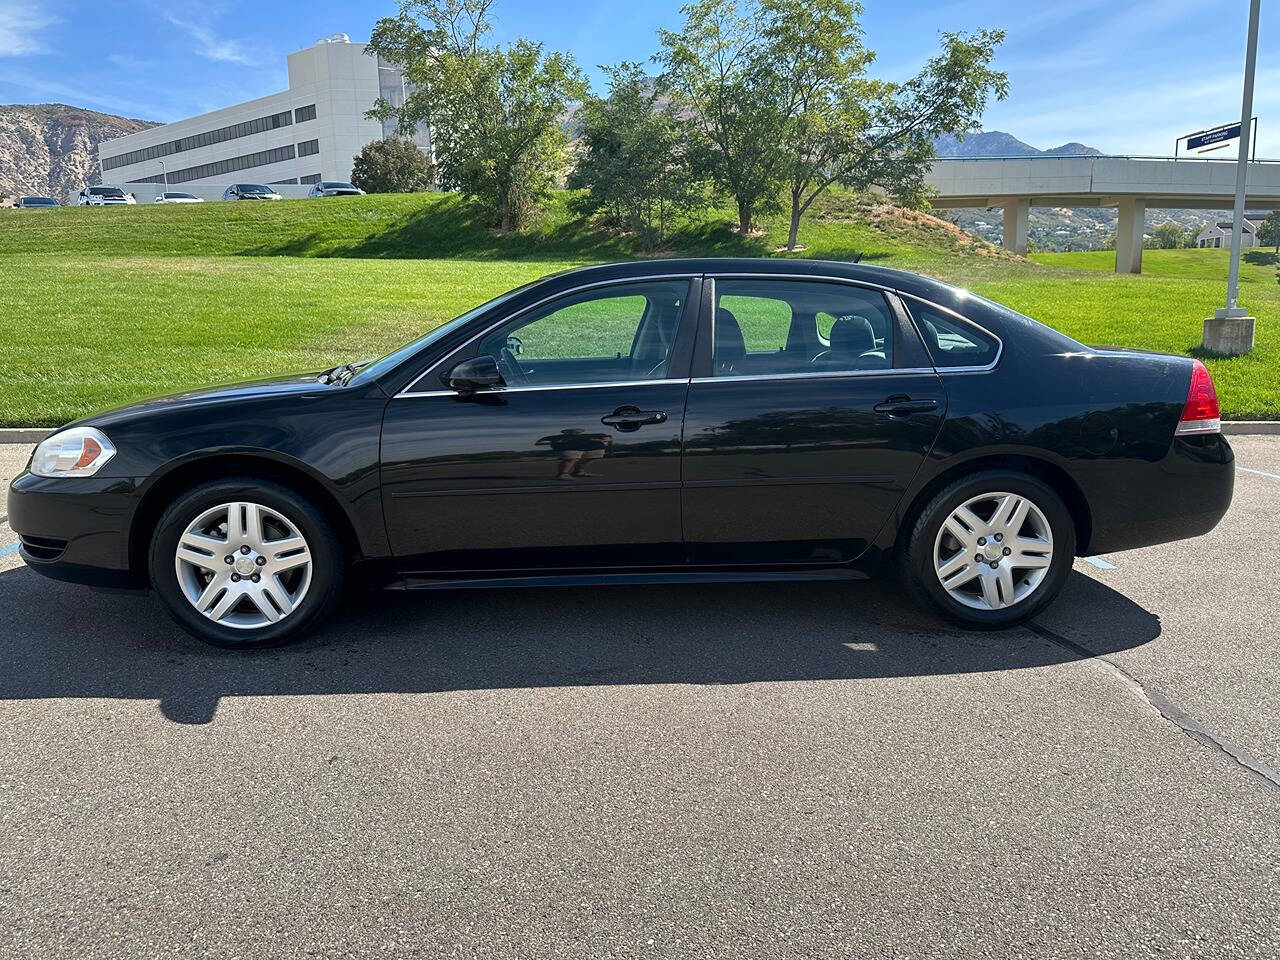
[
  {"left": 900, "top": 470, "right": 1075, "bottom": 629},
  {"left": 148, "top": 478, "right": 344, "bottom": 649}
]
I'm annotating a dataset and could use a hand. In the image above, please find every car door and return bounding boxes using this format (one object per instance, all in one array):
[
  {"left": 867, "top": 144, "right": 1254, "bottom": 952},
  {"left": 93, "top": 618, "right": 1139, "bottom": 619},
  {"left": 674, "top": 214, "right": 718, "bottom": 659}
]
[
  {"left": 681, "top": 275, "right": 947, "bottom": 566},
  {"left": 380, "top": 277, "right": 699, "bottom": 576}
]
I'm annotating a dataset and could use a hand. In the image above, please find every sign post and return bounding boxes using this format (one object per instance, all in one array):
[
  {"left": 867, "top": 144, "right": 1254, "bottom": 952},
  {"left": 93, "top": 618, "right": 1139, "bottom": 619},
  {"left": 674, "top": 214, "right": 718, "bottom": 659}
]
[{"left": 1203, "top": 0, "right": 1260, "bottom": 357}]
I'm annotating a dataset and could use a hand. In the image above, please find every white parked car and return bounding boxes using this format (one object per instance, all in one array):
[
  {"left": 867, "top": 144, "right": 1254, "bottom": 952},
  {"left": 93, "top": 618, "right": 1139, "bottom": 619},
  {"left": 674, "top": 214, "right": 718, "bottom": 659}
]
[
  {"left": 154, "top": 191, "right": 204, "bottom": 204},
  {"left": 307, "top": 181, "right": 365, "bottom": 198},
  {"left": 77, "top": 186, "right": 136, "bottom": 206},
  {"left": 222, "top": 184, "right": 282, "bottom": 201}
]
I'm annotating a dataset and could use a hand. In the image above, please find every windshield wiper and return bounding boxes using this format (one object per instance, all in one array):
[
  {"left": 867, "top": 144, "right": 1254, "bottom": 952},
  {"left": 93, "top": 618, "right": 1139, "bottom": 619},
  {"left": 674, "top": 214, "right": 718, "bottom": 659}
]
[{"left": 319, "top": 357, "right": 376, "bottom": 385}]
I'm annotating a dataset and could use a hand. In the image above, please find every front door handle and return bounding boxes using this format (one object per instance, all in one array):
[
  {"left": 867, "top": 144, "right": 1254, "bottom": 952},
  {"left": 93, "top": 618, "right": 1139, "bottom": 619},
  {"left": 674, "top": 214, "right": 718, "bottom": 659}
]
[
  {"left": 601, "top": 406, "right": 668, "bottom": 431},
  {"left": 874, "top": 396, "right": 940, "bottom": 417}
]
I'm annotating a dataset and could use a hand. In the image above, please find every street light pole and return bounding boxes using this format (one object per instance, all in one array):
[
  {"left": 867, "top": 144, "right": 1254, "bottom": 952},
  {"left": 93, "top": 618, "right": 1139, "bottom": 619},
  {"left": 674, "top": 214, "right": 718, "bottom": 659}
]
[
  {"left": 1204, "top": 0, "right": 1261, "bottom": 356},
  {"left": 1225, "top": 0, "right": 1260, "bottom": 312},
  {"left": 159, "top": 160, "right": 168, "bottom": 189}
]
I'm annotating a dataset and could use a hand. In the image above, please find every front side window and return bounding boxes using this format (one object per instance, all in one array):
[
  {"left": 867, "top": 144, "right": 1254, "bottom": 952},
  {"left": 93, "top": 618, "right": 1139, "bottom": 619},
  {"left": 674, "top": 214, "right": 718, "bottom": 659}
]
[
  {"left": 474, "top": 280, "right": 691, "bottom": 388},
  {"left": 711, "top": 279, "right": 895, "bottom": 376},
  {"left": 908, "top": 304, "right": 999, "bottom": 369}
]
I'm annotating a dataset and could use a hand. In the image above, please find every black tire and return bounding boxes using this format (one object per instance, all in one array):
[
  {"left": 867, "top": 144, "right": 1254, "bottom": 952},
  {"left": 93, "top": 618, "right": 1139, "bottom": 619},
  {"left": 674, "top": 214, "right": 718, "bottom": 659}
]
[
  {"left": 148, "top": 477, "right": 344, "bottom": 649},
  {"left": 899, "top": 470, "right": 1076, "bottom": 630}
]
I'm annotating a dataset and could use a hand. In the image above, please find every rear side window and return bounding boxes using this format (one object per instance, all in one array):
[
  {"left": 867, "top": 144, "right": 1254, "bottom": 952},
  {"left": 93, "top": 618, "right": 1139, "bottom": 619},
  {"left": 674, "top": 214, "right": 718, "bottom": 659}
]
[
  {"left": 909, "top": 303, "right": 999, "bottom": 369},
  {"left": 712, "top": 279, "right": 895, "bottom": 376}
]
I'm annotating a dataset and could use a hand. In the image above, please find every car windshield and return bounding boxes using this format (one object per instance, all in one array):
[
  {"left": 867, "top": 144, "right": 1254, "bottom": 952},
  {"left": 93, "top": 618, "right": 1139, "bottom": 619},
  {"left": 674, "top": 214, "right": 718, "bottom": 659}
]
[
  {"left": 168, "top": 193, "right": 196, "bottom": 199},
  {"left": 23, "top": 197, "right": 56, "bottom": 205},
  {"left": 322, "top": 182, "right": 357, "bottom": 190},
  {"left": 347, "top": 282, "right": 540, "bottom": 388},
  {"left": 89, "top": 187, "right": 124, "bottom": 197},
  {"left": 236, "top": 184, "right": 272, "bottom": 194}
]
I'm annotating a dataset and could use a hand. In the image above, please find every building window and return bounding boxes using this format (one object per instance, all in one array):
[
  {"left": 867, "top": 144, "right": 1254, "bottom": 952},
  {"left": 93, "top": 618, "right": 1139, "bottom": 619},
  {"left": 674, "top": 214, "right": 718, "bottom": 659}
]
[
  {"left": 294, "top": 104, "right": 317, "bottom": 123},
  {"left": 270, "top": 177, "right": 299, "bottom": 185},
  {"left": 297, "top": 139, "right": 319, "bottom": 158},
  {"left": 127, "top": 145, "right": 297, "bottom": 185},
  {"left": 300, "top": 173, "right": 323, "bottom": 184},
  {"left": 102, "top": 109, "right": 295, "bottom": 171}
]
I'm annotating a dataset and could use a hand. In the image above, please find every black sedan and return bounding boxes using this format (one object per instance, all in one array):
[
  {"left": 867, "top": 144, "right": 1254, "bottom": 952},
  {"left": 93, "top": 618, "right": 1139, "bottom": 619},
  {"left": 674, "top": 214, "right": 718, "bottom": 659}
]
[{"left": 9, "top": 259, "right": 1233, "bottom": 648}]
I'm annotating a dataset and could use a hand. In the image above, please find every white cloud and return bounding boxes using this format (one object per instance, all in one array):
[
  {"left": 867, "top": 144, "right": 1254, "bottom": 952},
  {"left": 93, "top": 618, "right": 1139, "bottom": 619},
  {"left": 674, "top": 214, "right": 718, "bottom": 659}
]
[
  {"left": 0, "top": 1, "right": 56, "bottom": 57},
  {"left": 162, "top": 13, "right": 265, "bottom": 66}
]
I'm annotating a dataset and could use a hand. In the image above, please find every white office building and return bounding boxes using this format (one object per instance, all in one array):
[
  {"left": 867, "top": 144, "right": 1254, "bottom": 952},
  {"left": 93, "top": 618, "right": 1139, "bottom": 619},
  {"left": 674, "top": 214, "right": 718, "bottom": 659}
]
[{"left": 98, "top": 35, "right": 430, "bottom": 198}]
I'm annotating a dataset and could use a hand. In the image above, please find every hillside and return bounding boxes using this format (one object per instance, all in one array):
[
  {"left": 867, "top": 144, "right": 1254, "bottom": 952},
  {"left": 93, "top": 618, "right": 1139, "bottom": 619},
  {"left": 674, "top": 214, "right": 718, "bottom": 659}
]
[
  {"left": 932, "top": 131, "right": 1104, "bottom": 159},
  {"left": 0, "top": 103, "right": 155, "bottom": 201},
  {"left": 0, "top": 190, "right": 1273, "bottom": 425}
]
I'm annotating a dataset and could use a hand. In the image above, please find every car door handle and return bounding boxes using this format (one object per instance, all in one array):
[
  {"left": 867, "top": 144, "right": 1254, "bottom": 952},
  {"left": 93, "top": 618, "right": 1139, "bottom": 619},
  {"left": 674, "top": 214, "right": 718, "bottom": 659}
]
[
  {"left": 873, "top": 396, "right": 940, "bottom": 417},
  {"left": 601, "top": 407, "right": 668, "bottom": 431}
]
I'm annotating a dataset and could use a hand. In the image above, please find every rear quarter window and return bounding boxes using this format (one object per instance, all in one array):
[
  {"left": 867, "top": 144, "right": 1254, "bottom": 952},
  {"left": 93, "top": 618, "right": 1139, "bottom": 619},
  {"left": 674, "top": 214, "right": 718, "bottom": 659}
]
[{"left": 909, "top": 303, "right": 999, "bottom": 369}]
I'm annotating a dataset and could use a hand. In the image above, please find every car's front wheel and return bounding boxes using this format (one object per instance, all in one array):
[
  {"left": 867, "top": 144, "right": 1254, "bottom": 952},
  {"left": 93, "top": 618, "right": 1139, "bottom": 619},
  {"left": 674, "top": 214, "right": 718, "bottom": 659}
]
[
  {"left": 148, "top": 478, "right": 344, "bottom": 648},
  {"left": 900, "top": 470, "right": 1075, "bottom": 630}
]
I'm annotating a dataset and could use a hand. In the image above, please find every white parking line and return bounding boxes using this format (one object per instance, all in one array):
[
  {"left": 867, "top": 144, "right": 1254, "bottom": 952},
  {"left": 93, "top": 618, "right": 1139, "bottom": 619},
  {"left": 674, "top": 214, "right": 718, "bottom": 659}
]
[
  {"left": 1084, "top": 556, "right": 1116, "bottom": 570},
  {"left": 1239, "top": 466, "right": 1280, "bottom": 481}
]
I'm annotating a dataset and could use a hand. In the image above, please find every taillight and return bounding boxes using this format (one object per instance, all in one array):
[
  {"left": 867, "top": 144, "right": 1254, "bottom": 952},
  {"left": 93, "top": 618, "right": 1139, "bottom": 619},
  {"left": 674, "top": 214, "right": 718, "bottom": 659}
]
[{"left": 1176, "top": 359, "right": 1220, "bottom": 436}]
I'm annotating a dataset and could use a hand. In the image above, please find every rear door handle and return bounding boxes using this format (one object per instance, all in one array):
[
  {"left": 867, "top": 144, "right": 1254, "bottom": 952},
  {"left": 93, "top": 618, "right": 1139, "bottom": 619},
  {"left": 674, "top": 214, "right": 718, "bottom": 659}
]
[
  {"left": 602, "top": 407, "right": 668, "bottom": 431},
  {"left": 873, "top": 396, "right": 940, "bottom": 417}
]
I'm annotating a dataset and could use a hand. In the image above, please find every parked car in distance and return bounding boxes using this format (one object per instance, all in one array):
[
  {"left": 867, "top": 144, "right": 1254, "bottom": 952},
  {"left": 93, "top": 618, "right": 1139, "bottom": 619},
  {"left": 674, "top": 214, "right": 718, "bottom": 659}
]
[
  {"left": 16, "top": 196, "right": 60, "bottom": 208},
  {"left": 308, "top": 181, "right": 365, "bottom": 198},
  {"left": 77, "top": 186, "right": 135, "bottom": 206},
  {"left": 154, "top": 192, "right": 204, "bottom": 204},
  {"left": 9, "top": 258, "right": 1234, "bottom": 650},
  {"left": 222, "top": 184, "right": 283, "bottom": 201}
]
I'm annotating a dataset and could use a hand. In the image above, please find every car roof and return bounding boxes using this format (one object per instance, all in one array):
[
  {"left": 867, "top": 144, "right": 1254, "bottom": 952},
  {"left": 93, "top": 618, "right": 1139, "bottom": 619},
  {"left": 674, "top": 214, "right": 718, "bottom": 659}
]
[{"left": 532, "top": 257, "right": 963, "bottom": 304}]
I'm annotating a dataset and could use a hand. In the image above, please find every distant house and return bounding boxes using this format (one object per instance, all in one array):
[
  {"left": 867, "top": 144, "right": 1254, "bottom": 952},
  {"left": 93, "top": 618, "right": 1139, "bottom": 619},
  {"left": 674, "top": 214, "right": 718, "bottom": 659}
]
[{"left": 1196, "top": 218, "right": 1260, "bottom": 249}]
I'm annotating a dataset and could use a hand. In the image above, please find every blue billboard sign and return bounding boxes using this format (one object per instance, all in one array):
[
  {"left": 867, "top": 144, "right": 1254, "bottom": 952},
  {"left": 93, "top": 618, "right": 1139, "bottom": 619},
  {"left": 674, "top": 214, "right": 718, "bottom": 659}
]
[{"left": 1187, "top": 123, "right": 1241, "bottom": 152}]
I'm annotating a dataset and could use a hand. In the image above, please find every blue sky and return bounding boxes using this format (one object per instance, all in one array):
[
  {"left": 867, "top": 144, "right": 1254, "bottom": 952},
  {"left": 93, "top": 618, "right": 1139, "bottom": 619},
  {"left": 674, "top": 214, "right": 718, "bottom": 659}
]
[{"left": 3, "top": 0, "right": 1279, "bottom": 156}]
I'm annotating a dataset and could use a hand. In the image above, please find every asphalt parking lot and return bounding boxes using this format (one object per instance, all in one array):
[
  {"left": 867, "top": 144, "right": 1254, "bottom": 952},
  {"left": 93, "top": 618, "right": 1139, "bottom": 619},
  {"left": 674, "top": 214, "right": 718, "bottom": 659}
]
[{"left": 2, "top": 439, "right": 1278, "bottom": 958}]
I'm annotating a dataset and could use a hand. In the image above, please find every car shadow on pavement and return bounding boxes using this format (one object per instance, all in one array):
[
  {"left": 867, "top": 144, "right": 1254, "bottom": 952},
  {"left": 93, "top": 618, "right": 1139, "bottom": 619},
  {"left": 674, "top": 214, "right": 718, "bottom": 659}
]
[{"left": 0, "top": 567, "right": 1159, "bottom": 725}]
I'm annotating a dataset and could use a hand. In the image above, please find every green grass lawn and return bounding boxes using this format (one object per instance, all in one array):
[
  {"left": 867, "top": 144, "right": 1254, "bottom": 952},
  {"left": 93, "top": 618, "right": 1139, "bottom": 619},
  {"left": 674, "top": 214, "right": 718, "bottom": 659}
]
[{"left": 1, "top": 191, "right": 1275, "bottom": 425}]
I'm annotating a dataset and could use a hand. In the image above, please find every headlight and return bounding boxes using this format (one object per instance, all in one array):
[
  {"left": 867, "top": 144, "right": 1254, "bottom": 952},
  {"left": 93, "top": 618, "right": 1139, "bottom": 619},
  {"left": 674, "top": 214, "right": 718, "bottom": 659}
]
[{"left": 30, "top": 427, "right": 117, "bottom": 478}]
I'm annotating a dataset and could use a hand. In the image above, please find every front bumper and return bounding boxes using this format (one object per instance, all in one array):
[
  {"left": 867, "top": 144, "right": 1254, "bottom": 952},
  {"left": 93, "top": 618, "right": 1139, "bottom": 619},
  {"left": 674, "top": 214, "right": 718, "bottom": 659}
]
[{"left": 7, "top": 471, "right": 146, "bottom": 589}]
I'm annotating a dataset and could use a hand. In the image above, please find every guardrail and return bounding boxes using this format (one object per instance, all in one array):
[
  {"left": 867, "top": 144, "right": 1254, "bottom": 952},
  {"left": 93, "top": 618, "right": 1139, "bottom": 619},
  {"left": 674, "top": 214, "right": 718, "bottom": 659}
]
[{"left": 933, "top": 154, "right": 1280, "bottom": 164}]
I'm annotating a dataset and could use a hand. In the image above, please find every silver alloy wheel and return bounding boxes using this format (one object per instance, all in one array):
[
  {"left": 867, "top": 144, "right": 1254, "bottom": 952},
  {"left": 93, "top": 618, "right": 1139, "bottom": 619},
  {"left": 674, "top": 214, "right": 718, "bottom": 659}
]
[
  {"left": 173, "top": 501, "right": 313, "bottom": 630},
  {"left": 932, "top": 491, "right": 1053, "bottom": 611}
]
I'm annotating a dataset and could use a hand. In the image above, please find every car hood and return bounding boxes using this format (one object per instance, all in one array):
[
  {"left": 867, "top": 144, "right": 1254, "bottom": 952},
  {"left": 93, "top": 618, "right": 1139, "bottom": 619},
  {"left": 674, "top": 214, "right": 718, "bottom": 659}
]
[{"left": 70, "top": 371, "right": 338, "bottom": 431}]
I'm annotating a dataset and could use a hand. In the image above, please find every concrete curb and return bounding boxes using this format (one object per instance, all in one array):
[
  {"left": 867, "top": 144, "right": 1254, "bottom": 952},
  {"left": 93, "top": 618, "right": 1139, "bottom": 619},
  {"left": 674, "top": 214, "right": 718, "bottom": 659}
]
[
  {"left": 3, "top": 422, "right": 1280, "bottom": 445},
  {"left": 1222, "top": 421, "right": 1280, "bottom": 436},
  {"left": 0, "top": 429, "right": 54, "bottom": 443}
]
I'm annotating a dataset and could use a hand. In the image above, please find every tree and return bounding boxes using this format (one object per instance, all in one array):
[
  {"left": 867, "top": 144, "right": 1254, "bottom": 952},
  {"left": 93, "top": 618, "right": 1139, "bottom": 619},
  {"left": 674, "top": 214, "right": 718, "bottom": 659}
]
[
  {"left": 350, "top": 137, "right": 435, "bottom": 193},
  {"left": 1150, "top": 222, "right": 1186, "bottom": 250},
  {"left": 1259, "top": 210, "right": 1280, "bottom": 254},
  {"left": 368, "top": 0, "right": 587, "bottom": 231},
  {"left": 767, "top": 0, "right": 1007, "bottom": 249},
  {"left": 659, "top": 0, "right": 1006, "bottom": 247},
  {"left": 568, "top": 63, "right": 700, "bottom": 250},
  {"left": 657, "top": 0, "right": 791, "bottom": 234}
]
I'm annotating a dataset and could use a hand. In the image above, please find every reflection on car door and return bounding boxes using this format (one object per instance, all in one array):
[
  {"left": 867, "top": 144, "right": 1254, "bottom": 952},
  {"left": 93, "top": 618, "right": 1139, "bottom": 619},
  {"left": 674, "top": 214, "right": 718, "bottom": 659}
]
[
  {"left": 682, "top": 276, "right": 947, "bottom": 565},
  {"left": 380, "top": 278, "right": 699, "bottom": 576}
]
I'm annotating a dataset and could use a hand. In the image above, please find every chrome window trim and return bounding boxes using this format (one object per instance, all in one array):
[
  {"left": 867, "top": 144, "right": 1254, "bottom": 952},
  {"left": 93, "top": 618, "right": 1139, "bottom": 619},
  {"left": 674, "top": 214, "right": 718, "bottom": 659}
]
[
  {"left": 396, "top": 378, "right": 690, "bottom": 399},
  {"left": 395, "top": 274, "right": 699, "bottom": 398},
  {"left": 690, "top": 368, "right": 937, "bottom": 385},
  {"left": 896, "top": 292, "right": 1004, "bottom": 374}
]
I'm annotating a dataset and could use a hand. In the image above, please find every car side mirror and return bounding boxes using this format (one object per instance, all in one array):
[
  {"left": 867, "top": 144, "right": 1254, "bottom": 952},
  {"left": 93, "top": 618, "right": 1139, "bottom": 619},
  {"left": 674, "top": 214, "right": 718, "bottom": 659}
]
[{"left": 447, "top": 355, "right": 504, "bottom": 393}]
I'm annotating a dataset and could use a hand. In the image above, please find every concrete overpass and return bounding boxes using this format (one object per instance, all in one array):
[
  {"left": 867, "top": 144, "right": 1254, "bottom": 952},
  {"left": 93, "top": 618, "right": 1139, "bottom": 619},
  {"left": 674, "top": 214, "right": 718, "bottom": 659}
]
[{"left": 926, "top": 155, "right": 1280, "bottom": 273}]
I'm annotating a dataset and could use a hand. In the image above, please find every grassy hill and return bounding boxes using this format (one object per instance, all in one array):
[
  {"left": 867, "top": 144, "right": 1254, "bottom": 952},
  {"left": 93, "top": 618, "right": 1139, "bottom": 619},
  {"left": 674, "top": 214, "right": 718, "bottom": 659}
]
[{"left": 0, "top": 190, "right": 1274, "bottom": 426}]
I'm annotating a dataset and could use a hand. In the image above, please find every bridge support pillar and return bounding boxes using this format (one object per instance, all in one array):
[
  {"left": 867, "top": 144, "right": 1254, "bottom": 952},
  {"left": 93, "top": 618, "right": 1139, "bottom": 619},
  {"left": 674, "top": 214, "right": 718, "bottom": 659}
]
[
  {"left": 1001, "top": 199, "right": 1030, "bottom": 255},
  {"left": 1115, "top": 197, "right": 1146, "bottom": 274}
]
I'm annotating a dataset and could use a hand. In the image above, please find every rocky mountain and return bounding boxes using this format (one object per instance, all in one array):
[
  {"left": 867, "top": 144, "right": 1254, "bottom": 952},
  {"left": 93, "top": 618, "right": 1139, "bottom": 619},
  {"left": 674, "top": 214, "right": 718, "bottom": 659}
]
[
  {"left": 0, "top": 104, "right": 156, "bottom": 202},
  {"left": 933, "top": 131, "right": 1104, "bottom": 159}
]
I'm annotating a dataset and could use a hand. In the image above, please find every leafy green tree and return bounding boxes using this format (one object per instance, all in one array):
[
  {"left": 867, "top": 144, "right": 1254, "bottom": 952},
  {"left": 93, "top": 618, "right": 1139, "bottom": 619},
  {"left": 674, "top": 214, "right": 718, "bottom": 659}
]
[
  {"left": 1259, "top": 210, "right": 1280, "bottom": 254},
  {"left": 1150, "top": 222, "right": 1186, "bottom": 250},
  {"left": 368, "top": 0, "right": 587, "bottom": 231},
  {"left": 350, "top": 137, "right": 435, "bottom": 193},
  {"left": 657, "top": 0, "right": 791, "bottom": 234},
  {"left": 766, "top": 0, "right": 1006, "bottom": 249},
  {"left": 569, "top": 63, "right": 700, "bottom": 250}
]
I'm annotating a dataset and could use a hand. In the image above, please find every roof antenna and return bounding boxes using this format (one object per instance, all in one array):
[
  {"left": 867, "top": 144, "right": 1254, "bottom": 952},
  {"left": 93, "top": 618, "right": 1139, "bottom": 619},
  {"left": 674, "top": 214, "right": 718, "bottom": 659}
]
[{"left": 851, "top": 252, "right": 863, "bottom": 263}]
